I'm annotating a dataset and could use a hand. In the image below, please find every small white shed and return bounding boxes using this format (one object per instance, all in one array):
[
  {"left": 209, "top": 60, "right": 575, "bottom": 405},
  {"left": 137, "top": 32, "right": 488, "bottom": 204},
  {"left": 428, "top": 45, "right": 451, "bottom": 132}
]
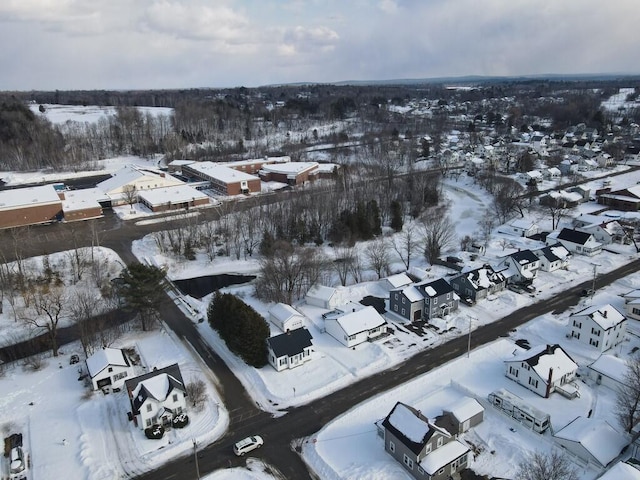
[
  {"left": 268, "top": 303, "right": 304, "bottom": 332},
  {"left": 305, "top": 285, "right": 340, "bottom": 309}
]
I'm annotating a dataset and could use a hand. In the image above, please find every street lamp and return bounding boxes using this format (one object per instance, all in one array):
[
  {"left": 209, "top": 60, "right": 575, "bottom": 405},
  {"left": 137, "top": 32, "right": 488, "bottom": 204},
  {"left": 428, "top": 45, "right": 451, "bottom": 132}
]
[{"left": 193, "top": 438, "right": 200, "bottom": 480}]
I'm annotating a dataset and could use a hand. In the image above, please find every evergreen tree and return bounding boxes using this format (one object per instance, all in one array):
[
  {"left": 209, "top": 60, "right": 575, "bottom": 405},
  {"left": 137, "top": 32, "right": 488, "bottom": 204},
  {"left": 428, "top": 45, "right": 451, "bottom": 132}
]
[
  {"left": 390, "top": 200, "right": 404, "bottom": 232},
  {"left": 119, "top": 262, "right": 167, "bottom": 331},
  {"left": 207, "top": 292, "right": 269, "bottom": 367}
]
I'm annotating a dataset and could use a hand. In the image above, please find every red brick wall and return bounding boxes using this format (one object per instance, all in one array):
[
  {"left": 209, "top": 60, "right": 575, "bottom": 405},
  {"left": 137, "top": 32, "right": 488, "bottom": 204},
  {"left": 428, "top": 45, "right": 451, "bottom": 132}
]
[{"left": 0, "top": 203, "right": 63, "bottom": 229}]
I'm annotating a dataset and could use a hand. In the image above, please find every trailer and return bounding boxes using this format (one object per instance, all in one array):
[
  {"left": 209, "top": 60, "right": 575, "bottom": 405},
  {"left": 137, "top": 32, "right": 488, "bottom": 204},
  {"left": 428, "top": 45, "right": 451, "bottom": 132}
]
[{"left": 488, "top": 388, "right": 551, "bottom": 433}]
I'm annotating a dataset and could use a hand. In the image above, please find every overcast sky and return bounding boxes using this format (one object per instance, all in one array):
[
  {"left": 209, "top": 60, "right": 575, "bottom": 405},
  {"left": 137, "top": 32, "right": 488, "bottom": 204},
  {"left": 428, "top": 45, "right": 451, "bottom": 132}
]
[{"left": 1, "top": 0, "right": 639, "bottom": 91}]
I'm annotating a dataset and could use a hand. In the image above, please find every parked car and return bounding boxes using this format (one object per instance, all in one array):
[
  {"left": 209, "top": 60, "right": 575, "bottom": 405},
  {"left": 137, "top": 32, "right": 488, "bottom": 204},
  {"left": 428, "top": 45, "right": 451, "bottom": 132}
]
[
  {"left": 507, "top": 284, "right": 525, "bottom": 294},
  {"left": 233, "top": 435, "right": 264, "bottom": 456},
  {"left": 581, "top": 288, "right": 595, "bottom": 297},
  {"left": 10, "top": 446, "right": 25, "bottom": 473},
  {"left": 69, "top": 354, "right": 80, "bottom": 365}
]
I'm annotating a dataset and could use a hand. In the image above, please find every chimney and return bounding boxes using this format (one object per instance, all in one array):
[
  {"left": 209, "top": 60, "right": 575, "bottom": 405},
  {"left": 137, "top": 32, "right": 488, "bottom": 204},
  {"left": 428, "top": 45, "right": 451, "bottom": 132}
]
[
  {"left": 546, "top": 368, "right": 554, "bottom": 398},
  {"left": 603, "top": 309, "right": 607, "bottom": 318}
]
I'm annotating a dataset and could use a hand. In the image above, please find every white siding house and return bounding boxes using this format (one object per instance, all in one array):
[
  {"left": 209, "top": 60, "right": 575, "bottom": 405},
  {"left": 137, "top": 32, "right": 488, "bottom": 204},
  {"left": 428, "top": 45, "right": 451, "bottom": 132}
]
[
  {"left": 86, "top": 347, "right": 134, "bottom": 391},
  {"left": 125, "top": 364, "right": 187, "bottom": 430},
  {"left": 268, "top": 303, "right": 304, "bottom": 332},
  {"left": 622, "top": 289, "right": 640, "bottom": 321},
  {"left": 587, "top": 355, "right": 629, "bottom": 391},
  {"left": 267, "top": 327, "right": 313, "bottom": 371},
  {"left": 569, "top": 304, "right": 626, "bottom": 353},
  {"left": 504, "top": 344, "right": 578, "bottom": 398},
  {"left": 324, "top": 305, "right": 387, "bottom": 347}
]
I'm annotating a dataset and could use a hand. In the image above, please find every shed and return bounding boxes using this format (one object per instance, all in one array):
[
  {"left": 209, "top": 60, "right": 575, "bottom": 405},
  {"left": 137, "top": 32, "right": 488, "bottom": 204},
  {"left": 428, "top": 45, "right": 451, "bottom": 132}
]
[
  {"left": 268, "top": 303, "right": 304, "bottom": 332},
  {"left": 553, "top": 417, "right": 627, "bottom": 468},
  {"left": 442, "top": 397, "right": 484, "bottom": 434},
  {"left": 305, "top": 285, "right": 340, "bottom": 309}
]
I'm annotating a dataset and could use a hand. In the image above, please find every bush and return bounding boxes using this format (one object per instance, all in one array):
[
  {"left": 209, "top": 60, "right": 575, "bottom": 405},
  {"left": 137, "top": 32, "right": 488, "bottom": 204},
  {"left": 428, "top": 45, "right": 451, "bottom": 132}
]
[
  {"left": 172, "top": 413, "right": 189, "bottom": 428},
  {"left": 144, "top": 424, "right": 164, "bottom": 439}
]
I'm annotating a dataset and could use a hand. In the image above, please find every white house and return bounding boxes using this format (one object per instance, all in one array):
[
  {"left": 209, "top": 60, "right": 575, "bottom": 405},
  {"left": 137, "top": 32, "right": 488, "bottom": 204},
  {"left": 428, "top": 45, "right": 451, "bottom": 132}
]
[
  {"left": 125, "top": 364, "right": 187, "bottom": 430},
  {"left": 86, "top": 347, "right": 134, "bottom": 391},
  {"left": 324, "top": 305, "right": 387, "bottom": 348},
  {"left": 533, "top": 244, "right": 570, "bottom": 272},
  {"left": 553, "top": 417, "right": 628, "bottom": 468},
  {"left": 498, "top": 219, "right": 539, "bottom": 238},
  {"left": 305, "top": 285, "right": 341, "bottom": 309},
  {"left": 622, "top": 289, "right": 640, "bottom": 321},
  {"left": 504, "top": 344, "right": 578, "bottom": 398},
  {"left": 587, "top": 355, "right": 629, "bottom": 391},
  {"left": 569, "top": 304, "right": 626, "bottom": 353},
  {"left": 268, "top": 303, "right": 304, "bottom": 332},
  {"left": 495, "top": 250, "right": 540, "bottom": 285},
  {"left": 267, "top": 327, "right": 313, "bottom": 371},
  {"left": 546, "top": 228, "right": 603, "bottom": 256}
]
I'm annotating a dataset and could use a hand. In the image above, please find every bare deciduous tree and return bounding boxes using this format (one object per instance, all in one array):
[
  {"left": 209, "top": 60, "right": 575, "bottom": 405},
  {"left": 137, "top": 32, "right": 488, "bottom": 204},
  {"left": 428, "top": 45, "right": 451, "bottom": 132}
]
[
  {"left": 364, "top": 237, "right": 391, "bottom": 279},
  {"left": 493, "top": 178, "right": 525, "bottom": 224},
  {"left": 516, "top": 450, "right": 578, "bottom": 480},
  {"left": 332, "top": 245, "right": 356, "bottom": 286},
  {"left": 616, "top": 353, "right": 640, "bottom": 433},
  {"left": 122, "top": 185, "right": 138, "bottom": 213},
  {"left": 392, "top": 223, "right": 418, "bottom": 270},
  {"left": 185, "top": 379, "right": 207, "bottom": 409},
  {"left": 420, "top": 211, "right": 456, "bottom": 264},
  {"left": 21, "top": 284, "right": 67, "bottom": 357}
]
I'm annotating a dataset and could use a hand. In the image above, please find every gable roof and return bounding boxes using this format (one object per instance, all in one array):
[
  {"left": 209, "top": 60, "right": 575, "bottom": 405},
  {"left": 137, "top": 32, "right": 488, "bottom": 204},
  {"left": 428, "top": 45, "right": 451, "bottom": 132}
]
[
  {"left": 395, "top": 285, "right": 424, "bottom": 303},
  {"left": 506, "top": 344, "right": 577, "bottom": 380},
  {"left": 588, "top": 355, "right": 628, "bottom": 386},
  {"left": 269, "top": 303, "right": 303, "bottom": 322},
  {"left": 86, "top": 348, "right": 130, "bottom": 378},
  {"left": 456, "top": 265, "right": 504, "bottom": 291},
  {"left": 385, "top": 273, "right": 413, "bottom": 289},
  {"left": 571, "top": 304, "right": 625, "bottom": 330},
  {"left": 382, "top": 402, "right": 449, "bottom": 455},
  {"left": 125, "top": 363, "right": 185, "bottom": 415},
  {"left": 417, "top": 278, "right": 453, "bottom": 298},
  {"left": 557, "top": 228, "right": 593, "bottom": 245},
  {"left": 330, "top": 306, "right": 386, "bottom": 336},
  {"left": 267, "top": 327, "right": 313, "bottom": 357},
  {"left": 306, "top": 284, "right": 337, "bottom": 302},
  {"left": 507, "top": 249, "right": 539, "bottom": 265},
  {"left": 554, "top": 417, "right": 627, "bottom": 467},
  {"left": 445, "top": 397, "right": 484, "bottom": 423},
  {"left": 420, "top": 440, "right": 470, "bottom": 475},
  {"left": 536, "top": 243, "right": 570, "bottom": 263}
]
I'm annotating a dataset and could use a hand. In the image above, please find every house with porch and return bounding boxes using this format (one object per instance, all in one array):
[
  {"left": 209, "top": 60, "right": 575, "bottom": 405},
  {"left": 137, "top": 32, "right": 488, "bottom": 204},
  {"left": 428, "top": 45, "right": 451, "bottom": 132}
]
[
  {"left": 125, "top": 363, "right": 187, "bottom": 430},
  {"left": 267, "top": 327, "right": 313, "bottom": 371},
  {"left": 415, "top": 278, "right": 458, "bottom": 320},
  {"left": 449, "top": 265, "right": 506, "bottom": 302},
  {"left": 495, "top": 250, "right": 540, "bottom": 285},
  {"left": 569, "top": 304, "right": 626, "bottom": 353},
  {"left": 546, "top": 228, "right": 603, "bottom": 256},
  {"left": 381, "top": 401, "right": 472, "bottom": 480},
  {"left": 504, "top": 344, "right": 579, "bottom": 398},
  {"left": 533, "top": 244, "right": 571, "bottom": 272},
  {"left": 86, "top": 347, "right": 134, "bottom": 391}
]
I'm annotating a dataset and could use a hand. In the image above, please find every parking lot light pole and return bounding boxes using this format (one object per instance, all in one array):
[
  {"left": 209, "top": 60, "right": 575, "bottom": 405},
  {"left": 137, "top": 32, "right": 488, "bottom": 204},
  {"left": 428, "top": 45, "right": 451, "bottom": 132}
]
[{"left": 193, "top": 438, "right": 200, "bottom": 480}]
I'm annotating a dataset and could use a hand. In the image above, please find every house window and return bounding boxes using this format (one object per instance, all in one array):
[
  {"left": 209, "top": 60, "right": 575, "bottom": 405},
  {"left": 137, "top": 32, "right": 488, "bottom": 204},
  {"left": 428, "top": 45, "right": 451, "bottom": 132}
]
[
  {"left": 402, "top": 297, "right": 406, "bottom": 305},
  {"left": 403, "top": 454, "right": 414, "bottom": 469},
  {"left": 389, "top": 441, "right": 395, "bottom": 453},
  {"left": 447, "top": 293, "right": 451, "bottom": 300},
  {"left": 146, "top": 419, "right": 152, "bottom": 427},
  {"left": 401, "top": 309, "right": 405, "bottom": 316},
  {"left": 113, "top": 371, "right": 127, "bottom": 381},
  {"left": 426, "top": 443, "right": 431, "bottom": 453},
  {"left": 108, "top": 367, "right": 113, "bottom": 373},
  {"left": 172, "top": 393, "right": 178, "bottom": 402},
  {"left": 633, "top": 308, "right": 640, "bottom": 315},
  {"left": 438, "top": 468, "right": 445, "bottom": 475},
  {"left": 417, "top": 466, "right": 425, "bottom": 474},
  {"left": 279, "top": 358, "right": 287, "bottom": 366},
  {"left": 394, "top": 304, "right": 398, "bottom": 312},
  {"left": 146, "top": 404, "right": 152, "bottom": 412}
]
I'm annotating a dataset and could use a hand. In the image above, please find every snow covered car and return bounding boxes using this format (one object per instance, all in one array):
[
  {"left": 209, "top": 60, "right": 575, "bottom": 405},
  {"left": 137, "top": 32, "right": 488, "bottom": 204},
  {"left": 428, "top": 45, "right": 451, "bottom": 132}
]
[{"left": 233, "top": 435, "right": 263, "bottom": 456}]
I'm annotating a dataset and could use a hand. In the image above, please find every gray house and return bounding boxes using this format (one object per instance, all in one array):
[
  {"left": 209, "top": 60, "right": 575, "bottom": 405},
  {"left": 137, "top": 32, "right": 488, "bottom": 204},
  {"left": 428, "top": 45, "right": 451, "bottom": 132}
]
[
  {"left": 449, "top": 265, "right": 506, "bottom": 302},
  {"left": 381, "top": 401, "right": 471, "bottom": 480},
  {"left": 389, "top": 285, "right": 425, "bottom": 322},
  {"left": 416, "top": 278, "right": 458, "bottom": 320}
]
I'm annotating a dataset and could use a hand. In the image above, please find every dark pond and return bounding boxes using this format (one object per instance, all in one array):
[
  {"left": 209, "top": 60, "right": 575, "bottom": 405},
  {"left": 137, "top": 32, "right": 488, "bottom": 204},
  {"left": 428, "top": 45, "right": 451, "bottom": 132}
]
[{"left": 174, "top": 274, "right": 256, "bottom": 299}]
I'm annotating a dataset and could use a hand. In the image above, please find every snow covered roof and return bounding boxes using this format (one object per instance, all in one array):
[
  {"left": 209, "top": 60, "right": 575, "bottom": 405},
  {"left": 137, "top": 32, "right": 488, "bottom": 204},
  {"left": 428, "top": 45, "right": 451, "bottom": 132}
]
[
  {"left": 571, "top": 304, "right": 625, "bottom": 330},
  {"left": 622, "top": 289, "right": 640, "bottom": 302},
  {"left": 306, "top": 284, "right": 337, "bottom": 302},
  {"left": 506, "top": 344, "right": 578, "bottom": 380},
  {"left": 269, "top": 303, "right": 303, "bottom": 322},
  {"left": 60, "top": 187, "right": 105, "bottom": 212},
  {"left": 125, "top": 363, "right": 185, "bottom": 414},
  {"left": 385, "top": 273, "right": 413, "bottom": 289},
  {"left": 86, "top": 348, "right": 130, "bottom": 377},
  {"left": 386, "top": 402, "right": 430, "bottom": 444},
  {"left": 185, "top": 161, "right": 259, "bottom": 183},
  {"left": 554, "top": 417, "right": 627, "bottom": 467},
  {"left": 137, "top": 184, "right": 209, "bottom": 207},
  {"left": 445, "top": 397, "right": 484, "bottom": 423},
  {"left": 97, "top": 165, "right": 146, "bottom": 193},
  {"left": 332, "top": 306, "right": 386, "bottom": 336},
  {"left": 459, "top": 265, "right": 504, "bottom": 290},
  {"left": 420, "top": 440, "right": 470, "bottom": 475},
  {"left": 598, "top": 462, "right": 640, "bottom": 480},
  {"left": 588, "top": 355, "right": 628, "bottom": 386},
  {"left": 0, "top": 184, "right": 61, "bottom": 210},
  {"left": 260, "top": 162, "right": 318, "bottom": 175},
  {"left": 508, "top": 218, "right": 537, "bottom": 230},
  {"left": 398, "top": 286, "right": 424, "bottom": 303},
  {"left": 417, "top": 278, "right": 453, "bottom": 298},
  {"left": 267, "top": 327, "right": 313, "bottom": 357}
]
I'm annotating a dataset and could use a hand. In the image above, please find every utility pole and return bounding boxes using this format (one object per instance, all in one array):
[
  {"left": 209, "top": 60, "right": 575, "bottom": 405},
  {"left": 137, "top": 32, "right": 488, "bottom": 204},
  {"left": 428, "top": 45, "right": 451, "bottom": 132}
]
[
  {"left": 467, "top": 316, "right": 477, "bottom": 358},
  {"left": 591, "top": 263, "right": 599, "bottom": 302},
  {"left": 193, "top": 438, "right": 200, "bottom": 480}
]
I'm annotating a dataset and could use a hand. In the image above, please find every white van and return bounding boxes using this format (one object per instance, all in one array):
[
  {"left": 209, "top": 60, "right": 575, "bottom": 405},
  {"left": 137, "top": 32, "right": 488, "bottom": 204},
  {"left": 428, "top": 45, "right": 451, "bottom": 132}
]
[{"left": 232, "top": 435, "right": 264, "bottom": 456}]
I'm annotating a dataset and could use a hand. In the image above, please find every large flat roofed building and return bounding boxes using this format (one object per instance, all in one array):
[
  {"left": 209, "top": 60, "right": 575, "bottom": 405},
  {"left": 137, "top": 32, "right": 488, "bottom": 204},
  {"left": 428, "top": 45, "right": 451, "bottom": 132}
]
[
  {"left": 181, "top": 162, "right": 261, "bottom": 195},
  {"left": 259, "top": 162, "right": 319, "bottom": 185},
  {"left": 138, "top": 185, "right": 211, "bottom": 212},
  {"left": 0, "top": 184, "right": 63, "bottom": 229}
]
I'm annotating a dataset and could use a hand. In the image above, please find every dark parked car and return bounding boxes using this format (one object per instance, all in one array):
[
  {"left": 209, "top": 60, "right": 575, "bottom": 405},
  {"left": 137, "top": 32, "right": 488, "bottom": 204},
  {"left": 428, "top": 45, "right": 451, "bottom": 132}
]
[
  {"left": 581, "top": 288, "right": 595, "bottom": 297},
  {"left": 69, "top": 354, "right": 80, "bottom": 365}
]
